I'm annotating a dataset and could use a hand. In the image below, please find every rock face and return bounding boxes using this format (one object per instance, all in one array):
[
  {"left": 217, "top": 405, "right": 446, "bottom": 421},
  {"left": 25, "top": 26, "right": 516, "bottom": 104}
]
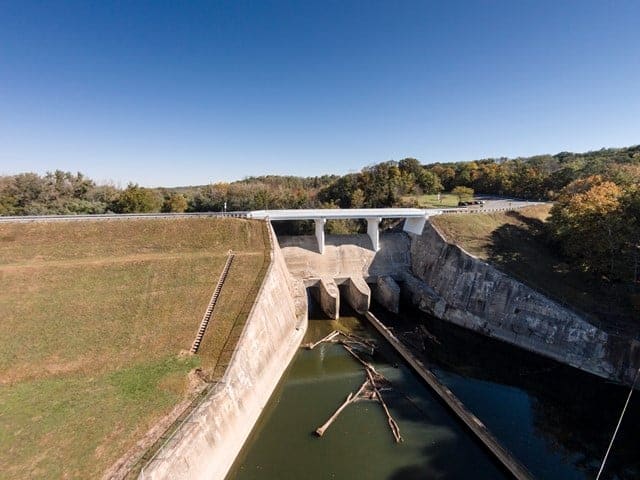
[
  {"left": 374, "top": 276, "right": 401, "bottom": 314},
  {"left": 407, "top": 222, "right": 640, "bottom": 387}
]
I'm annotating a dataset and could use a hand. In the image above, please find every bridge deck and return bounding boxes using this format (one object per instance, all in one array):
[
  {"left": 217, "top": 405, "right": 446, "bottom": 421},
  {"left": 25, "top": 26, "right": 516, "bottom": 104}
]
[{"left": 247, "top": 208, "right": 441, "bottom": 220}]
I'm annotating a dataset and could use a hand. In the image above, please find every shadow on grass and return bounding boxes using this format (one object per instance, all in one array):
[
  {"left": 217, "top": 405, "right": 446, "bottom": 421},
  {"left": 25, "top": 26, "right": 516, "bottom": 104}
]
[{"left": 484, "top": 211, "right": 637, "bottom": 334}]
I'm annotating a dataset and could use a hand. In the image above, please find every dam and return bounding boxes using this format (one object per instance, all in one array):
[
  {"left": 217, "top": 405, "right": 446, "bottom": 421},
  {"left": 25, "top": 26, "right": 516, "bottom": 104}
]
[{"left": 141, "top": 208, "right": 640, "bottom": 480}]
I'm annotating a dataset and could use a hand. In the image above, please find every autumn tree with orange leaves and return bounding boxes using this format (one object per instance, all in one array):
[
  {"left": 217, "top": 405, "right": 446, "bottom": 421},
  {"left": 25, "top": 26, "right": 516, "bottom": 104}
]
[{"left": 548, "top": 175, "right": 639, "bottom": 281}]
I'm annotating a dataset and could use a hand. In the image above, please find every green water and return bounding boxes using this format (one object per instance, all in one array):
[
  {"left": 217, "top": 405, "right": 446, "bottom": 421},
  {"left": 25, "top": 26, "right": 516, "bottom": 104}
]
[
  {"left": 228, "top": 306, "right": 640, "bottom": 480},
  {"left": 228, "top": 315, "right": 509, "bottom": 480}
]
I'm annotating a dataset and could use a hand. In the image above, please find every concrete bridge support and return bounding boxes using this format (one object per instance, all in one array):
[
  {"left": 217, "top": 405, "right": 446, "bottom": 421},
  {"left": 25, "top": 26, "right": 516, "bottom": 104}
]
[
  {"left": 311, "top": 277, "right": 340, "bottom": 319},
  {"left": 314, "top": 218, "right": 326, "bottom": 254},
  {"left": 366, "top": 217, "right": 381, "bottom": 251},
  {"left": 342, "top": 276, "right": 371, "bottom": 314},
  {"left": 374, "top": 276, "right": 401, "bottom": 314}
]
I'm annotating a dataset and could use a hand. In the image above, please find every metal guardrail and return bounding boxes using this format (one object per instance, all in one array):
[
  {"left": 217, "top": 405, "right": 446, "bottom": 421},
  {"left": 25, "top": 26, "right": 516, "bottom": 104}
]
[
  {"left": 0, "top": 202, "right": 546, "bottom": 223},
  {"left": 0, "top": 212, "right": 249, "bottom": 223},
  {"left": 439, "top": 204, "right": 545, "bottom": 215}
]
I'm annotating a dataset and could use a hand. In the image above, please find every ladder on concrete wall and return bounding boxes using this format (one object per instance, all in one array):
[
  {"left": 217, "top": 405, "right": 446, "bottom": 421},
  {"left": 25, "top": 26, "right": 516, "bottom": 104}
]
[{"left": 190, "top": 251, "right": 235, "bottom": 354}]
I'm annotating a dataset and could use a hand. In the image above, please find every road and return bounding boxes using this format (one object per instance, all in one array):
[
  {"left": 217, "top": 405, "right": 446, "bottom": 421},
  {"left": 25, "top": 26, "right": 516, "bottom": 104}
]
[{"left": 0, "top": 198, "right": 546, "bottom": 223}]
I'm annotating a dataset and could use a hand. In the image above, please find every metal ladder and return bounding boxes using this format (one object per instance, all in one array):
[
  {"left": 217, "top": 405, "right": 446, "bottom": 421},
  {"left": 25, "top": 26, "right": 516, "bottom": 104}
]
[{"left": 190, "top": 251, "right": 235, "bottom": 354}]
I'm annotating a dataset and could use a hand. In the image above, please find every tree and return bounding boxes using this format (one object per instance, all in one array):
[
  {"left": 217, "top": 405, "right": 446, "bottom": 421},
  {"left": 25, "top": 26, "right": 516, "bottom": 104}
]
[
  {"left": 161, "top": 193, "right": 188, "bottom": 213},
  {"left": 452, "top": 186, "right": 474, "bottom": 202},
  {"left": 548, "top": 176, "right": 625, "bottom": 278},
  {"left": 417, "top": 170, "right": 443, "bottom": 194},
  {"left": 111, "top": 184, "right": 161, "bottom": 213},
  {"left": 350, "top": 189, "right": 366, "bottom": 208}
]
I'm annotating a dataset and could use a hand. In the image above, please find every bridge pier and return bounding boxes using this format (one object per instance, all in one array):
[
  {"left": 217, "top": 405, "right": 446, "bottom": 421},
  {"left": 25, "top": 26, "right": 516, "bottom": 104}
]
[
  {"left": 366, "top": 217, "right": 381, "bottom": 251},
  {"left": 314, "top": 218, "right": 326, "bottom": 254}
]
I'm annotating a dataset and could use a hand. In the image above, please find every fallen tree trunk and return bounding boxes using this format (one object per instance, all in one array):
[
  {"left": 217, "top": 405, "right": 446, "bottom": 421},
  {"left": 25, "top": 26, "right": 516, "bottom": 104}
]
[
  {"left": 304, "top": 330, "right": 341, "bottom": 350},
  {"left": 315, "top": 381, "right": 368, "bottom": 437}
]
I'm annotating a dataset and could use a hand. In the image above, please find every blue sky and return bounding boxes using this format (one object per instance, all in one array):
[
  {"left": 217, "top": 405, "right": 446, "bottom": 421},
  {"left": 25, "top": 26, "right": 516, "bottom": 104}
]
[{"left": 1, "top": 1, "right": 639, "bottom": 187}]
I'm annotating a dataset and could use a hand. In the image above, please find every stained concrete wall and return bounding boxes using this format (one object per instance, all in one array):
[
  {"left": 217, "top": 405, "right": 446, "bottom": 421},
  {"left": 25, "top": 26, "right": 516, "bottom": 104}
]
[
  {"left": 407, "top": 222, "right": 640, "bottom": 387},
  {"left": 342, "top": 277, "right": 371, "bottom": 314},
  {"left": 310, "top": 278, "right": 340, "bottom": 319},
  {"left": 139, "top": 225, "right": 307, "bottom": 480},
  {"left": 279, "top": 232, "right": 411, "bottom": 281}
]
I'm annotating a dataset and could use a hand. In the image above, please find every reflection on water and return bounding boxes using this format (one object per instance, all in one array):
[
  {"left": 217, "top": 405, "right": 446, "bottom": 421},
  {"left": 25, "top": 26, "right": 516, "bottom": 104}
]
[
  {"left": 385, "top": 308, "right": 640, "bottom": 480},
  {"left": 228, "top": 302, "right": 639, "bottom": 480}
]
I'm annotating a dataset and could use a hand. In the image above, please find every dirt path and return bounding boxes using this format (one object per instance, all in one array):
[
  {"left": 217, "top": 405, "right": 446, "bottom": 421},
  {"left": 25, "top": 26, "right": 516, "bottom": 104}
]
[{"left": 0, "top": 251, "right": 262, "bottom": 272}]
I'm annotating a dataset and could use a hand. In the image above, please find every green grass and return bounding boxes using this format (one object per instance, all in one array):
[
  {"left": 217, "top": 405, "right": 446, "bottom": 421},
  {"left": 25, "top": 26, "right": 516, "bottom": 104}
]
[
  {"left": 403, "top": 193, "right": 462, "bottom": 208},
  {"left": 0, "top": 218, "right": 269, "bottom": 478},
  {"left": 431, "top": 205, "right": 638, "bottom": 332}
]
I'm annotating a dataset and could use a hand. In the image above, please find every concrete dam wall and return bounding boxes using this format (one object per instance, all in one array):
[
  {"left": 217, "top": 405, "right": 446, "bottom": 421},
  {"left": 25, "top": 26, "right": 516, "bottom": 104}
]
[
  {"left": 406, "top": 222, "right": 640, "bottom": 387},
  {"left": 140, "top": 227, "right": 307, "bottom": 480},
  {"left": 279, "top": 225, "right": 639, "bottom": 388},
  {"left": 141, "top": 215, "right": 639, "bottom": 479}
]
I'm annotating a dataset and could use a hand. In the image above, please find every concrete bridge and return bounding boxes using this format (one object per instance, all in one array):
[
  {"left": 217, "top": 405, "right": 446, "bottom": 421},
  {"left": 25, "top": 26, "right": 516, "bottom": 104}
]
[{"left": 247, "top": 208, "right": 443, "bottom": 253}]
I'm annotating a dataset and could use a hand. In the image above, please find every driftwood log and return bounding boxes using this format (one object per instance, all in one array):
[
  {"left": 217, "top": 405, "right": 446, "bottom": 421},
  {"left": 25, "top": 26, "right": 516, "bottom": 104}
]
[{"left": 310, "top": 333, "right": 403, "bottom": 443}]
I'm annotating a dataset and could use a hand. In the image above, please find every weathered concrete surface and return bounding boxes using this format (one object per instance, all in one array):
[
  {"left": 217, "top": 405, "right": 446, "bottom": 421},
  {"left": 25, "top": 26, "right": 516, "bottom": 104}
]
[
  {"left": 342, "top": 276, "right": 371, "bottom": 314},
  {"left": 279, "top": 232, "right": 411, "bottom": 281},
  {"left": 139, "top": 225, "right": 307, "bottom": 480},
  {"left": 374, "top": 276, "right": 401, "bottom": 314},
  {"left": 311, "top": 277, "right": 340, "bottom": 319},
  {"left": 407, "top": 222, "right": 640, "bottom": 387}
]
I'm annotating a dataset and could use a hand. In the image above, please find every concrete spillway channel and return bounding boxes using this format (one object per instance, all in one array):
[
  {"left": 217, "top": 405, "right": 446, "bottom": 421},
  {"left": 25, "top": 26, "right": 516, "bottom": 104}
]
[
  {"left": 305, "top": 276, "right": 533, "bottom": 479},
  {"left": 141, "top": 218, "right": 640, "bottom": 480}
]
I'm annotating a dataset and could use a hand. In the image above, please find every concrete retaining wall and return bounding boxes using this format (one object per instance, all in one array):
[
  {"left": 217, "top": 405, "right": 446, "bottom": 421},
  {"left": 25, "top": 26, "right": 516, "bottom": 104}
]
[
  {"left": 407, "top": 222, "right": 640, "bottom": 387},
  {"left": 139, "top": 224, "right": 307, "bottom": 480}
]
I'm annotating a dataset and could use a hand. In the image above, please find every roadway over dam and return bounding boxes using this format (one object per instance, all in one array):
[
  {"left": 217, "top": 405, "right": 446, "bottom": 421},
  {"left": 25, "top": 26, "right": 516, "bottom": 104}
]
[
  {"left": 247, "top": 200, "right": 541, "bottom": 253},
  {"left": 248, "top": 208, "right": 440, "bottom": 253}
]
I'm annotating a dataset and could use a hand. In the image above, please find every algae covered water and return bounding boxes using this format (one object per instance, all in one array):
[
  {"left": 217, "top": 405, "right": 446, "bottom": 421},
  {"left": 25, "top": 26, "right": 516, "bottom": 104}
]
[{"left": 228, "top": 306, "right": 639, "bottom": 480}]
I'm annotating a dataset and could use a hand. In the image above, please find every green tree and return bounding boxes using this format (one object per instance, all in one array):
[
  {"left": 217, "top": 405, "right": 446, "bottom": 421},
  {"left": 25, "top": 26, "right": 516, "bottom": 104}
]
[
  {"left": 161, "top": 193, "right": 188, "bottom": 213},
  {"left": 452, "top": 186, "right": 474, "bottom": 202},
  {"left": 111, "top": 184, "right": 161, "bottom": 213}
]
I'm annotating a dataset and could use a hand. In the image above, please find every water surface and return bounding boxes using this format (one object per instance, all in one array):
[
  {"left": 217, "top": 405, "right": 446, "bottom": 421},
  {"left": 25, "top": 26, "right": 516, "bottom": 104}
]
[{"left": 228, "top": 305, "right": 639, "bottom": 480}]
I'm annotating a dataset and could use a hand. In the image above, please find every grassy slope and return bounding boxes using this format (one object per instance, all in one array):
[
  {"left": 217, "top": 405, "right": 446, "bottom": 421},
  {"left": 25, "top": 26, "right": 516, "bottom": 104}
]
[
  {"left": 0, "top": 218, "right": 268, "bottom": 479},
  {"left": 431, "top": 205, "right": 638, "bottom": 333},
  {"left": 403, "top": 193, "right": 461, "bottom": 208}
]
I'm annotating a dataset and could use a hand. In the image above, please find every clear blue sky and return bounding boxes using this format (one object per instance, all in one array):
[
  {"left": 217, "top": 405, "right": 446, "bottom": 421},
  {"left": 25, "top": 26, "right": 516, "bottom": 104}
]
[{"left": 1, "top": 1, "right": 639, "bottom": 187}]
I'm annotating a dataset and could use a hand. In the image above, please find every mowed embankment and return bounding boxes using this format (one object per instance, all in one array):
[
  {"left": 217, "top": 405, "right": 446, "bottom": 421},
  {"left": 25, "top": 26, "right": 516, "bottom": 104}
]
[{"left": 0, "top": 217, "right": 269, "bottom": 479}]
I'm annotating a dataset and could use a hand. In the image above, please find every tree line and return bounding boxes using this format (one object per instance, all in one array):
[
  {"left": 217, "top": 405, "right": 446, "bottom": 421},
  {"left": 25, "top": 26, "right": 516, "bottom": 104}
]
[{"left": 2, "top": 145, "right": 638, "bottom": 284}]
